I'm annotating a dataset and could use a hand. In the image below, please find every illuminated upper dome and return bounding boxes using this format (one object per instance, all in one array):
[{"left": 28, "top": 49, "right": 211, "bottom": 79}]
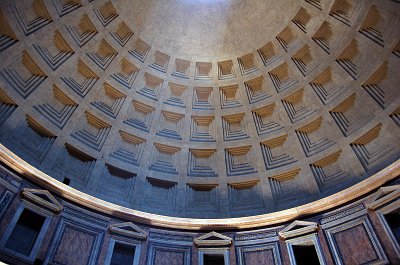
[
  {"left": 118, "top": 0, "right": 299, "bottom": 60},
  {"left": 0, "top": 0, "right": 399, "bottom": 218}
]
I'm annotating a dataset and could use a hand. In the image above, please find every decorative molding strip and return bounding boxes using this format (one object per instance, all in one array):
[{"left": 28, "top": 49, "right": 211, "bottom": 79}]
[
  {"left": 319, "top": 203, "right": 365, "bottom": 225},
  {"left": 279, "top": 220, "right": 318, "bottom": 239},
  {"left": 1, "top": 145, "right": 399, "bottom": 230},
  {"left": 367, "top": 185, "right": 400, "bottom": 211},
  {"left": 21, "top": 188, "right": 63, "bottom": 212},
  {"left": 109, "top": 222, "right": 147, "bottom": 239},
  {"left": 194, "top": 231, "right": 232, "bottom": 247}
]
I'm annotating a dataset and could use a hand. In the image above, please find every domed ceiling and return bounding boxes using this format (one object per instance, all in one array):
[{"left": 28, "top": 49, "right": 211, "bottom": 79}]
[
  {"left": 0, "top": 0, "right": 399, "bottom": 218},
  {"left": 118, "top": 0, "right": 299, "bottom": 60}
]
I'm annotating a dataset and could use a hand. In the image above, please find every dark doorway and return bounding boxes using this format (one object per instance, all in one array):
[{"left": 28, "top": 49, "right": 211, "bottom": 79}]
[
  {"left": 385, "top": 210, "right": 400, "bottom": 244},
  {"left": 110, "top": 242, "right": 136, "bottom": 265},
  {"left": 204, "top": 254, "right": 225, "bottom": 265},
  {"left": 5, "top": 209, "right": 46, "bottom": 256},
  {"left": 292, "top": 245, "right": 320, "bottom": 265}
]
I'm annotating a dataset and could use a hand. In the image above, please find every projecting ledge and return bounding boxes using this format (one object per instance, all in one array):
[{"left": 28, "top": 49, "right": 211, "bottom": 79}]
[{"left": 0, "top": 143, "right": 399, "bottom": 230}]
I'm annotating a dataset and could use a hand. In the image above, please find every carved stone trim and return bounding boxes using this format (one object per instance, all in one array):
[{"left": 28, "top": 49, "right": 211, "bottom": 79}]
[
  {"left": 22, "top": 188, "right": 63, "bottom": 212},
  {"left": 367, "top": 185, "right": 400, "bottom": 210},
  {"left": 285, "top": 233, "right": 327, "bottom": 265},
  {"left": 194, "top": 231, "right": 232, "bottom": 247},
  {"left": 198, "top": 248, "right": 230, "bottom": 265},
  {"left": 279, "top": 220, "right": 318, "bottom": 239},
  {"left": 1, "top": 144, "right": 399, "bottom": 230},
  {"left": 109, "top": 222, "right": 148, "bottom": 240},
  {"left": 236, "top": 242, "right": 282, "bottom": 265},
  {"left": 324, "top": 216, "right": 388, "bottom": 265}
]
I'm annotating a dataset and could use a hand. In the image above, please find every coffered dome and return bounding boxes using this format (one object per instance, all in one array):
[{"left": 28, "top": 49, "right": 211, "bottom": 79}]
[{"left": 0, "top": 0, "right": 399, "bottom": 219}]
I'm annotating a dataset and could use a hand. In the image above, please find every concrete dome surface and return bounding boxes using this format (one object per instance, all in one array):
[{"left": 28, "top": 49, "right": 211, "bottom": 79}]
[{"left": 0, "top": 0, "right": 399, "bottom": 220}]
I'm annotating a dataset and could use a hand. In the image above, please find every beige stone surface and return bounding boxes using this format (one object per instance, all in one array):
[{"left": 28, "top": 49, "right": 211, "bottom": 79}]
[{"left": 0, "top": 0, "right": 399, "bottom": 219}]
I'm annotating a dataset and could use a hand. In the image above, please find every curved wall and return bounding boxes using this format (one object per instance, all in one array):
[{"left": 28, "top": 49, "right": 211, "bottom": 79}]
[
  {"left": 0, "top": 159, "right": 399, "bottom": 265},
  {"left": 0, "top": 0, "right": 400, "bottom": 219}
]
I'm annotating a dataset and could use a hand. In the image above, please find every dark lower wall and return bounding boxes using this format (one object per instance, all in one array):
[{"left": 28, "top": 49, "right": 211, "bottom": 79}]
[{"left": 0, "top": 164, "right": 399, "bottom": 265}]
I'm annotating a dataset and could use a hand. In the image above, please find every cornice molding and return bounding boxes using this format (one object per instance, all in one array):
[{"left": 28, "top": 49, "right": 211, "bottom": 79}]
[{"left": 1, "top": 144, "right": 399, "bottom": 230}]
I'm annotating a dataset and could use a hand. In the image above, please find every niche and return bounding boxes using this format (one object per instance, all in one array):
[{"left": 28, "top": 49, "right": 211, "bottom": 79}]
[
  {"left": 105, "top": 237, "right": 142, "bottom": 265},
  {"left": 195, "top": 232, "right": 232, "bottom": 265},
  {"left": 110, "top": 242, "right": 136, "bottom": 265},
  {"left": 384, "top": 210, "right": 400, "bottom": 244},
  {"left": 0, "top": 204, "right": 52, "bottom": 262},
  {"left": 292, "top": 245, "right": 320, "bottom": 265},
  {"left": 198, "top": 249, "right": 229, "bottom": 265},
  {"left": 5, "top": 209, "right": 45, "bottom": 255},
  {"left": 367, "top": 185, "right": 400, "bottom": 255},
  {"left": 279, "top": 220, "right": 326, "bottom": 265},
  {"left": 204, "top": 253, "right": 225, "bottom": 265}
]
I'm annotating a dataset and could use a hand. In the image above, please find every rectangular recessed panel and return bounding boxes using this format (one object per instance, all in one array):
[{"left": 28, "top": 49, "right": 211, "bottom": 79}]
[
  {"left": 110, "top": 242, "right": 136, "bottom": 265},
  {"left": 204, "top": 254, "right": 225, "bottom": 265},
  {"left": 292, "top": 245, "right": 320, "bottom": 265},
  {"left": 5, "top": 209, "right": 45, "bottom": 256}
]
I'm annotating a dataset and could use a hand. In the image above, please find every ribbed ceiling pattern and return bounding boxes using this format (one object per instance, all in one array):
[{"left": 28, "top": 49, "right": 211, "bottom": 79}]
[{"left": 0, "top": 0, "right": 399, "bottom": 218}]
